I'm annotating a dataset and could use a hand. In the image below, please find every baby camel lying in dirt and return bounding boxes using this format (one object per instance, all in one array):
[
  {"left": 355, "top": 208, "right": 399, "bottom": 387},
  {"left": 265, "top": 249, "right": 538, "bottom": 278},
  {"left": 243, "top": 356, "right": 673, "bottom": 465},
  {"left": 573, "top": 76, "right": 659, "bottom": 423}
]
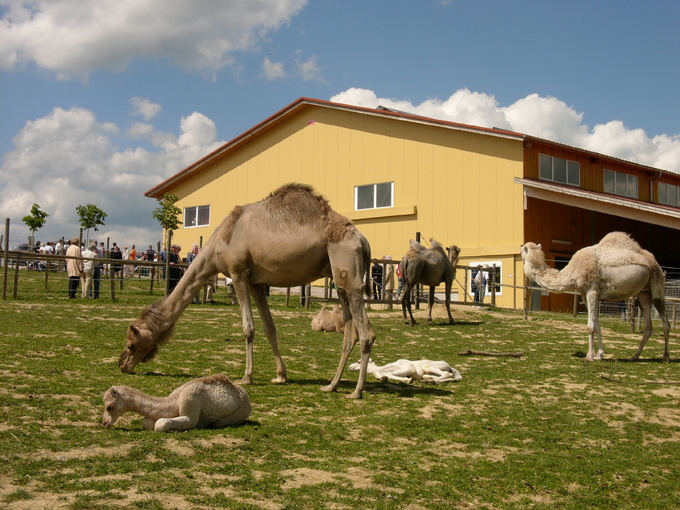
[
  {"left": 349, "top": 358, "right": 462, "bottom": 384},
  {"left": 102, "top": 374, "right": 251, "bottom": 432},
  {"left": 310, "top": 304, "right": 345, "bottom": 333}
]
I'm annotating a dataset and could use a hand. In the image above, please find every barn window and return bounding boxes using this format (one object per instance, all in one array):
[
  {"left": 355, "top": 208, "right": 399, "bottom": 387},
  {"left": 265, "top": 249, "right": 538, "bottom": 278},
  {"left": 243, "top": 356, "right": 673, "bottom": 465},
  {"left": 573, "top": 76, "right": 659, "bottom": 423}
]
[
  {"left": 539, "top": 154, "right": 580, "bottom": 186},
  {"left": 658, "top": 182, "right": 680, "bottom": 206},
  {"left": 184, "top": 205, "right": 210, "bottom": 227},
  {"left": 355, "top": 182, "right": 393, "bottom": 210},
  {"left": 604, "top": 169, "right": 638, "bottom": 199}
]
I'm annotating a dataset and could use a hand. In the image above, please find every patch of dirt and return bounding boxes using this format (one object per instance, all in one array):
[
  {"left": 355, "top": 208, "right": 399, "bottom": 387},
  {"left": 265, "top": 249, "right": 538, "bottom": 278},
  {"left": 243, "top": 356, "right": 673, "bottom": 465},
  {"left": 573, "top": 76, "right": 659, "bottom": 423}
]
[{"left": 32, "top": 443, "right": 137, "bottom": 461}]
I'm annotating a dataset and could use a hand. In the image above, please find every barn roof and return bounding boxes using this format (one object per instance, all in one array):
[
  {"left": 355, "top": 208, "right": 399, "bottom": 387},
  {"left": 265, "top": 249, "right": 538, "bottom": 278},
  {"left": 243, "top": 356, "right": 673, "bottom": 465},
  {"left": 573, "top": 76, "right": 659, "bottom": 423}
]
[{"left": 146, "top": 96, "right": 675, "bottom": 199}]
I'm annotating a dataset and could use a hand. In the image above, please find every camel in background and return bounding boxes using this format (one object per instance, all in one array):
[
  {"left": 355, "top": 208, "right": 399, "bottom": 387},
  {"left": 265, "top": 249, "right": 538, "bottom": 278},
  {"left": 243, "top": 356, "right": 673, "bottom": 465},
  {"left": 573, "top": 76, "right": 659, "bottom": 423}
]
[
  {"left": 401, "top": 239, "right": 460, "bottom": 325},
  {"left": 119, "top": 183, "right": 376, "bottom": 399},
  {"left": 521, "top": 232, "right": 670, "bottom": 362}
]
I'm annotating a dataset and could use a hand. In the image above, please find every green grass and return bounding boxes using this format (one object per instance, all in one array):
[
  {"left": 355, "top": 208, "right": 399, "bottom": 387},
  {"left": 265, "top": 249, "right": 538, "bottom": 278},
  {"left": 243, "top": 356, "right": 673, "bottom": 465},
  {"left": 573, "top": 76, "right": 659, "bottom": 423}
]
[{"left": 1, "top": 268, "right": 679, "bottom": 509}]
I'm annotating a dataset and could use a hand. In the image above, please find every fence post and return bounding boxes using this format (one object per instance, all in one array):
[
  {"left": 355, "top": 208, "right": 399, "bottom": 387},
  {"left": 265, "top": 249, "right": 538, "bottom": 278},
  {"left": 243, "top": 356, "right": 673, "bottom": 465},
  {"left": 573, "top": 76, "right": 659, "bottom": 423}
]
[
  {"left": 573, "top": 295, "right": 578, "bottom": 317},
  {"left": 286, "top": 287, "right": 290, "bottom": 306},
  {"left": 464, "top": 268, "right": 468, "bottom": 304},
  {"left": 305, "top": 283, "right": 311, "bottom": 309},
  {"left": 44, "top": 259, "right": 49, "bottom": 289},
  {"left": 164, "top": 230, "right": 172, "bottom": 296},
  {"left": 490, "top": 265, "right": 496, "bottom": 307},
  {"left": 2, "top": 218, "right": 9, "bottom": 300},
  {"left": 150, "top": 266, "right": 155, "bottom": 293},
  {"left": 110, "top": 256, "right": 116, "bottom": 302}
]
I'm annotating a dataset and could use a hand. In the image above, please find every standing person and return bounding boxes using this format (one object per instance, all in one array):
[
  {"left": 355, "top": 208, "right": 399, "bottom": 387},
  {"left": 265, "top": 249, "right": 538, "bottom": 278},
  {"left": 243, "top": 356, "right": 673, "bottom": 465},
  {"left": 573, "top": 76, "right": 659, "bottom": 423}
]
[
  {"left": 186, "top": 244, "right": 200, "bottom": 303},
  {"left": 122, "top": 246, "right": 130, "bottom": 276},
  {"left": 146, "top": 245, "right": 156, "bottom": 263},
  {"left": 81, "top": 241, "right": 97, "bottom": 298},
  {"left": 383, "top": 256, "right": 394, "bottom": 300},
  {"left": 92, "top": 240, "right": 102, "bottom": 299},
  {"left": 371, "top": 260, "right": 383, "bottom": 300},
  {"left": 396, "top": 262, "right": 403, "bottom": 297},
  {"left": 65, "top": 237, "right": 83, "bottom": 298},
  {"left": 110, "top": 245, "right": 123, "bottom": 275},
  {"left": 54, "top": 238, "right": 65, "bottom": 271},
  {"left": 167, "top": 244, "right": 183, "bottom": 293},
  {"left": 129, "top": 244, "right": 137, "bottom": 275}
]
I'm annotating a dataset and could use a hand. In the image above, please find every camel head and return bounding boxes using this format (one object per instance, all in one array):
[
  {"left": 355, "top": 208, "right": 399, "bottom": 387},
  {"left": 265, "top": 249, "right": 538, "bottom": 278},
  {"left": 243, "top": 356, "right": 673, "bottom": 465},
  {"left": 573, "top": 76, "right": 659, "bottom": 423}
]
[
  {"left": 119, "top": 302, "right": 173, "bottom": 373},
  {"left": 348, "top": 358, "right": 374, "bottom": 372},
  {"left": 520, "top": 242, "right": 543, "bottom": 263},
  {"left": 101, "top": 386, "right": 126, "bottom": 429},
  {"left": 446, "top": 245, "right": 461, "bottom": 265}
]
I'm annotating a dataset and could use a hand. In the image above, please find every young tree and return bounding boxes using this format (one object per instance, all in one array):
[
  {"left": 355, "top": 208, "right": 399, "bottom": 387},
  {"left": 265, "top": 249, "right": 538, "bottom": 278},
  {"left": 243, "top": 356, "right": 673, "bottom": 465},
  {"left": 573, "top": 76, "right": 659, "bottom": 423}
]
[
  {"left": 76, "top": 203, "right": 107, "bottom": 242},
  {"left": 152, "top": 193, "right": 182, "bottom": 296},
  {"left": 22, "top": 203, "right": 49, "bottom": 237}
]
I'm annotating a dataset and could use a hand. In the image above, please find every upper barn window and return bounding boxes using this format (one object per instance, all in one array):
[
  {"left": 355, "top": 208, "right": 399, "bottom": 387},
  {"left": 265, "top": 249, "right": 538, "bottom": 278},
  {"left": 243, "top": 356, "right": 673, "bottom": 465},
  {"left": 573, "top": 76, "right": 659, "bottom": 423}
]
[
  {"left": 539, "top": 154, "right": 580, "bottom": 186},
  {"left": 658, "top": 182, "right": 680, "bottom": 207},
  {"left": 604, "top": 169, "right": 638, "bottom": 199},
  {"left": 355, "top": 182, "right": 393, "bottom": 210},
  {"left": 184, "top": 205, "right": 210, "bottom": 227}
]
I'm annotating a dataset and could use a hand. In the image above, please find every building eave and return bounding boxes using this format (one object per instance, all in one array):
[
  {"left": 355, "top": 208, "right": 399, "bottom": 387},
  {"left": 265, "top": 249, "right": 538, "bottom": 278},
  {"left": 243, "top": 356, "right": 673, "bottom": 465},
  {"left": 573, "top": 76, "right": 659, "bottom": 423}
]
[{"left": 515, "top": 177, "right": 680, "bottom": 231}]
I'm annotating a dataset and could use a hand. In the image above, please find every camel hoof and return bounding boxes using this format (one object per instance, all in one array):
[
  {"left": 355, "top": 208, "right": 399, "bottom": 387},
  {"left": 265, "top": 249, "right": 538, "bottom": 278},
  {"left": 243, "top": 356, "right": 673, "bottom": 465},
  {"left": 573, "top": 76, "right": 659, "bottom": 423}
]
[
  {"left": 663, "top": 355, "right": 671, "bottom": 363},
  {"left": 345, "top": 390, "right": 363, "bottom": 399},
  {"left": 320, "top": 384, "right": 336, "bottom": 393},
  {"left": 271, "top": 376, "right": 288, "bottom": 384},
  {"left": 237, "top": 377, "right": 253, "bottom": 385},
  {"left": 627, "top": 355, "right": 640, "bottom": 362}
]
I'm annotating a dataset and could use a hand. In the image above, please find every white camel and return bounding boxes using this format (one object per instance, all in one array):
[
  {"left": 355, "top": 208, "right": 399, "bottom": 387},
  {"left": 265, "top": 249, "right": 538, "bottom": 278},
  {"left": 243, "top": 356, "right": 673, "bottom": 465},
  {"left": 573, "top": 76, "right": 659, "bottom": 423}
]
[
  {"left": 311, "top": 304, "right": 345, "bottom": 333},
  {"left": 102, "top": 374, "right": 251, "bottom": 432},
  {"left": 521, "top": 232, "right": 670, "bottom": 362},
  {"left": 348, "top": 358, "right": 462, "bottom": 384}
]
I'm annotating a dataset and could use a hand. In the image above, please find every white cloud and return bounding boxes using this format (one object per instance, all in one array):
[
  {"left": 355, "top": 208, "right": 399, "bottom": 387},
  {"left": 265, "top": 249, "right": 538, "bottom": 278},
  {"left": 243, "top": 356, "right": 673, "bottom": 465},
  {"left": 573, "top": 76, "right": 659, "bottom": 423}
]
[
  {"left": 296, "top": 54, "right": 324, "bottom": 82},
  {"left": 0, "top": 105, "right": 224, "bottom": 248},
  {"left": 331, "top": 87, "right": 680, "bottom": 173},
  {"left": 130, "top": 97, "right": 162, "bottom": 121},
  {"left": 262, "top": 56, "right": 286, "bottom": 80},
  {"left": 0, "top": 0, "right": 308, "bottom": 77}
]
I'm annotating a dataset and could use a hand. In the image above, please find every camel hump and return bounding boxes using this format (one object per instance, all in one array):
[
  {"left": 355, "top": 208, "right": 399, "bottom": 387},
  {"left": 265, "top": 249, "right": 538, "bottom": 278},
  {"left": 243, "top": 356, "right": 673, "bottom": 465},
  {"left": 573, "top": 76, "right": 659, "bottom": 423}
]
[
  {"left": 429, "top": 238, "right": 443, "bottom": 250},
  {"left": 198, "top": 374, "right": 233, "bottom": 386},
  {"left": 409, "top": 239, "right": 425, "bottom": 251}
]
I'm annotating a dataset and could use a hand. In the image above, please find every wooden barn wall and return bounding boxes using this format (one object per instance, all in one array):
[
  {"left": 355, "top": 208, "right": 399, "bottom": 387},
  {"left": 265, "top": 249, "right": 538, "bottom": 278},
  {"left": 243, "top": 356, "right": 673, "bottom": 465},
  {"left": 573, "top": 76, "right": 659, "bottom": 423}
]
[
  {"left": 523, "top": 140, "right": 660, "bottom": 201},
  {"left": 524, "top": 196, "right": 680, "bottom": 312}
]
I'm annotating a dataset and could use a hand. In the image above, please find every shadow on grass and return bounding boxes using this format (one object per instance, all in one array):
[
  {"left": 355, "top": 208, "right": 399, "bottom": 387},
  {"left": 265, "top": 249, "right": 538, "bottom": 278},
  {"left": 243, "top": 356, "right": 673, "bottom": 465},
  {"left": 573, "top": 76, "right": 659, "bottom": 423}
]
[
  {"left": 287, "top": 378, "right": 453, "bottom": 397},
  {"left": 428, "top": 320, "right": 484, "bottom": 328},
  {"left": 573, "top": 351, "right": 677, "bottom": 363},
  {"left": 138, "top": 371, "right": 198, "bottom": 378}
]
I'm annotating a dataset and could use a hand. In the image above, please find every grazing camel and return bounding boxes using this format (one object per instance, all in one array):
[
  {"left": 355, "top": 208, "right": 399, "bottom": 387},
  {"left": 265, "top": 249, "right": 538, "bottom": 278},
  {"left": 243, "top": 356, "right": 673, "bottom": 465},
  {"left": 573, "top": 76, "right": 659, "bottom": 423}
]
[
  {"left": 102, "top": 374, "right": 251, "bottom": 432},
  {"left": 348, "top": 358, "right": 462, "bottom": 384},
  {"left": 311, "top": 304, "right": 345, "bottom": 333},
  {"left": 119, "top": 184, "right": 376, "bottom": 398},
  {"left": 401, "top": 239, "right": 461, "bottom": 325},
  {"left": 521, "top": 232, "right": 670, "bottom": 362}
]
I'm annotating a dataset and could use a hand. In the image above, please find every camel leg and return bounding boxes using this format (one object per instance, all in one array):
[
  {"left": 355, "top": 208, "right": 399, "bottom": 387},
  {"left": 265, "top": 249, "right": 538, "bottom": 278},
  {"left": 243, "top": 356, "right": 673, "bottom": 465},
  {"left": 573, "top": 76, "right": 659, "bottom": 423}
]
[
  {"left": 427, "top": 286, "right": 435, "bottom": 324},
  {"left": 402, "top": 282, "right": 417, "bottom": 326},
  {"left": 346, "top": 289, "right": 376, "bottom": 398},
  {"left": 629, "top": 292, "right": 654, "bottom": 361},
  {"left": 321, "top": 288, "right": 359, "bottom": 393},
  {"left": 251, "top": 284, "right": 287, "bottom": 383},
  {"left": 584, "top": 290, "right": 603, "bottom": 361},
  {"left": 654, "top": 297, "right": 671, "bottom": 362},
  {"left": 445, "top": 279, "right": 454, "bottom": 325},
  {"left": 231, "top": 273, "right": 256, "bottom": 385}
]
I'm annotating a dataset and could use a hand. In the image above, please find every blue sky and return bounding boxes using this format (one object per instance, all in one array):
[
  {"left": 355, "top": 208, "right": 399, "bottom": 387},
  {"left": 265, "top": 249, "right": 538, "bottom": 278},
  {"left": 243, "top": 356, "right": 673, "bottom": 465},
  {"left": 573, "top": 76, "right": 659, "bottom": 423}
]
[{"left": 1, "top": 0, "right": 679, "bottom": 247}]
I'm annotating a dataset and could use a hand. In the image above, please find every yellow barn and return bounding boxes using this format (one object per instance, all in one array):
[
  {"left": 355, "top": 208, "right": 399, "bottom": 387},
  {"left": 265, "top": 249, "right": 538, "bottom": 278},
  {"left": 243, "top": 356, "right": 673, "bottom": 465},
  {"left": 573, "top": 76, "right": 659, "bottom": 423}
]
[{"left": 147, "top": 97, "right": 680, "bottom": 312}]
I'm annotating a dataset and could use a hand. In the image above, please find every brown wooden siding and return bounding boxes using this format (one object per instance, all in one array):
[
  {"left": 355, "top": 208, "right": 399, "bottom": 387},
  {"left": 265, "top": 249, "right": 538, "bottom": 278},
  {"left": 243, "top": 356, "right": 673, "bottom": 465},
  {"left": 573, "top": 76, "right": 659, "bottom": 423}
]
[{"left": 522, "top": 139, "right": 680, "bottom": 204}]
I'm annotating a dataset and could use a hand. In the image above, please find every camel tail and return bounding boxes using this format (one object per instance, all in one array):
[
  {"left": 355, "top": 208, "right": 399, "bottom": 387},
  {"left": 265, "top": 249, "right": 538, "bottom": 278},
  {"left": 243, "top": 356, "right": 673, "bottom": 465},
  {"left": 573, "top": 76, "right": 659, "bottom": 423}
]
[{"left": 362, "top": 235, "right": 372, "bottom": 299}]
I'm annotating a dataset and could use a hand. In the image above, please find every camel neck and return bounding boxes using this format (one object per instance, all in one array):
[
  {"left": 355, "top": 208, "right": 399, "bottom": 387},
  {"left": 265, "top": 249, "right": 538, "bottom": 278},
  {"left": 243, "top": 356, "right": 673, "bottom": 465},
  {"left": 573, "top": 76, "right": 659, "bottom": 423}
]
[{"left": 124, "top": 387, "right": 176, "bottom": 419}]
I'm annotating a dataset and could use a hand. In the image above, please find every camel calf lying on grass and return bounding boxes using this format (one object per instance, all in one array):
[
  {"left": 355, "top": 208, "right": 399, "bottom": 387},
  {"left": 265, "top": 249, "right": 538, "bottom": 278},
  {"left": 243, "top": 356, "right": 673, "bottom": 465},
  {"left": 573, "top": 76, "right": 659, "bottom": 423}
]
[
  {"left": 102, "top": 374, "right": 251, "bottom": 432},
  {"left": 311, "top": 304, "right": 345, "bottom": 333},
  {"left": 348, "top": 358, "right": 462, "bottom": 384}
]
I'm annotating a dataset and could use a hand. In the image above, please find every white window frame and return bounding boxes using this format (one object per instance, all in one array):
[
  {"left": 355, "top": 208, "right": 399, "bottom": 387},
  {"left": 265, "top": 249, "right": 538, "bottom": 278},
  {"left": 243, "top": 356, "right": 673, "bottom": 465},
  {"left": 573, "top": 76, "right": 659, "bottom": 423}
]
[
  {"left": 354, "top": 182, "right": 394, "bottom": 210},
  {"left": 468, "top": 260, "right": 503, "bottom": 297},
  {"left": 183, "top": 205, "right": 211, "bottom": 228},
  {"left": 604, "top": 169, "right": 638, "bottom": 199},
  {"left": 539, "top": 154, "right": 580, "bottom": 187}
]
